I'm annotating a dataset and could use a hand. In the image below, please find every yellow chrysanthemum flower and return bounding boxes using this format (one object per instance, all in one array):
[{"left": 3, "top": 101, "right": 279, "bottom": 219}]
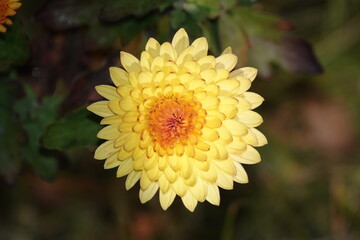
[
  {"left": 0, "top": 0, "right": 21, "bottom": 33},
  {"left": 88, "top": 28, "right": 267, "bottom": 212}
]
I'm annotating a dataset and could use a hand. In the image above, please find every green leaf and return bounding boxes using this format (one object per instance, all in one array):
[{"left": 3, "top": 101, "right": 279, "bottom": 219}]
[
  {"left": 42, "top": 107, "right": 102, "bottom": 151},
  {"left": 184, "top": 0, "right": 221, "bottom": 19},
  {"left": 0, "top": 22, "right": 30, "bottom": 71},
  {"left": 14, "top": 85, "right": 63, "bottom": 181},
  {"left": 100, "top": 0, "right": 171, "bottom": 22},
  {"left": 87, "top": 14, "right": 158, "bottom": 48},
  {"left": 171, "top": 8, "right": 187, "bottom": 29},
  {"left": 0, "top": 79, "right": 22, "bottom": 182},
  {"left": 218, "top": 13, "right": 250, "bottom": 61},
  {"left": 232, "top": 7, "right": 288, "bottom": 41}
]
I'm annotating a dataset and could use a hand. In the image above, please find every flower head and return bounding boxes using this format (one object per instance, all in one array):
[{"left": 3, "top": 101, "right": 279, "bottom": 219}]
[
  {"left": 88, "top": 29, "right": 267, "bottom": 211},
  {"left": 0, "top": 0, "right": 21, "bottom": 33}
]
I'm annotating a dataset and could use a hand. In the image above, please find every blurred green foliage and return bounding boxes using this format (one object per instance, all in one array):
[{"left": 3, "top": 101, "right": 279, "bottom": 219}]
[{"left": 0, "top": 0, "right": 359, "bottom": 239}]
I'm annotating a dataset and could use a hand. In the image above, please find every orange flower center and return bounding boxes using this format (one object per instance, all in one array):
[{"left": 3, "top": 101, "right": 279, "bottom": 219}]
[{"left": 148, "top": 98, "right": 202, "bottom": 149}]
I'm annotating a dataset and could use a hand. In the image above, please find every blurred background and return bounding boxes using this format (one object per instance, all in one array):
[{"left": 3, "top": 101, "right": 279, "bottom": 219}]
[{"left": 1, "top": 0, "right": 359, "bottom": 239}]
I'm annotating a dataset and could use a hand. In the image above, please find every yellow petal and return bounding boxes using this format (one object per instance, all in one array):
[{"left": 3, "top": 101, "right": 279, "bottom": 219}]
[
  {"left": 214, "top": 69, "right": 230, "bottom": 83},
  {"left": 140, "top": 51, "right": 152, "bottom": 71},
  {"left": 116, "top": 85, "right": 132, "bottom": 97},
  {"left": 107, "top": 100, "right": 124, "bottom": 115},
  {"left": 175, "top": 144, "right": 185, "bottom": 156},
  {"left": 250, "top": 128, "right": 268, "bottom": 146},
  {"left": 205, "top": 116, "right": 222, "bottom": 128},
  {"left": 219, "top": 104, "right": 238, "bottom": 119},
  {"left": 125, "top": 171, "right": 141, "bottom": 190},
  {"left": 97, "top": 124, "right": 120, "bottom": 140},
  {"left": 140, "top": 171, "right": 152, "bottom": 189},
  {"left": 122, "top": 111, "right": 139, "bottom": 123},
  {"left": 160, "top": 42, "right": 177, "bottom": 61},
  {"left": 235, "top": 97, "right": 252, "bottom": 112},
  {"left": 197, "top": 55, "right": 216, "bottom": 71},
  {"left": 109, "top": 67, "right": 128, "bottom": 86},
  {"left": 120, "top": 51, "right": 141, "bottom": 73},
  {"left": 137, "top": 71, "right": 153, "bottom": 85},
  {"left": 207, "top": 109, "right": 226, "bottom": 120},
  {"left": 172, "top": 28, "right": 189, "bottom": 56},
  {"left": 9, "top": 2, "right": 22, "bottom": 8},
  {"left": 94, "top": 141, "right": 117, "bottom": 160},
  {"left": 182, "top": 60, "right": 201, "bottom": 74},
  {"left": 188, "top": 79, "right": 205, "bottom": 91},
  {"left": 139, "top": 182, "right": 159, "bottom": 203},
  {"left": 87, "top": 101, "right": 113, "bottom": 117},
  {"left": 117, "top": 147, "right": 132, "bottom": 161},
  {"left": 215, "top": 54, "right": 238, "bottom": 71},
  {"left": 194, "top": 159, "right": 210, "bottom": 171},
  {"left": 205, "top": 183, "right": 220, "bottom": 206},
  {"left": 201, "top": 127, "right": 219, "bottom": 141},
  {"left": 242, "top": 129, "right": 258, "bottom": 146},
  {"left": 221, "top": 46, "right": 232, "bottom": 55},
  {"left": 133, "top": 152, "right": 146, "bottom": 171},
  {"left": 159, "top": 188, "right": 176, "bottom": 210},
  {"left": 181, "top": 191, "right": 198, "bottom": 212},
  {"left": 201, "top": 96, "right": 219, "bottom": 109},
  {"left": 203, "top": 84, "right": 219, "bottom": 95},
  {"left": 197, "top": 162, "right": 217, "bottom": 182},
  {"left": 230, "top": 67, "right": 258, "bottom": 82},
  {"left": 195, "top": 140, "right": 210, "bottom": 152},
  {"left": 159, "top": 175, "right": 171, "bottom": 193},
  {"left": 227, "top": 136, "right": 247, "bottom": 154},
  {"left": 164, "top": 166, "right": 178, "bottom": 183},
  {"left": 151, "top": 56, "right": 165, "bottom": 72},
  {"left": 237, "top": 77, "right": 251, "bottom": 94},
  {"left": 215, "top": 169, "right": 234, "bottom": 190},
  {"left": 191, "top": 37, "right": 208, "bottom": 60},
  {"left": 233, "top": 163, "right": 249, "bottom": 183},
  {"left": 179, "top": 155, "right": 192, "bottom": 179},
  {"left": 243, "top": 92, "right": 264, "bottom": 109},
  {"left": 124, "top": 133, "right": 140, "bottom": 152},
  {"left": 212, "top": 141, "right": 229, "bottom": 160},
  {"left": 237, "top": 111, "right": 263, "bottom": 127},
  {"left": 194, "top": 149, "right": 207, "bottom": 161},
  {"left": 0, "top": 25, "right": 7, "bottom": 33},
  {"left": 104, "top": 153, "right": 120, "bottom": 169},
  {"left": 6, "top": 9, "right": 16, "bottom": 16},
  {"left": 223, "top": 119, "right": 247, "bottom": 136},
  {"left": 176, "top": 45, "right": 194, "bottom": 66},
  {"left": 173, "top": 178, "right": 187, "bottom": 197},
  {"left": 145, "top": 38, "right": 160, "bottom": 58},
  {"left": 119, "top": 96, "right": 137, "bottom": 112},
  {"left": 231, "top": 145, "right": 261, "bottom": 164},
  {"left": 217, "top": 79, "right": 240, "bottom": 94},
  {"left": 200, "top": 69, "right": 216, "bottom": 84},
  {"left": 114, "top": 132, "right": 131, "bottom": 148},
  {"left": 189, "top": 178, "right": 207, "bottom": 202},
  {"left": 116, "top": 158, "right": 133, "bottom": 177},
  {"left": 95, "top": 85, "right": 118, "bottom": 100}
]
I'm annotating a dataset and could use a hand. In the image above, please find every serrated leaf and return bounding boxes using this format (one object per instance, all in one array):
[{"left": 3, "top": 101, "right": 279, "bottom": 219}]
[
  {"left": 248, "top": 36, "right": 323, "bottom": 77},
  {"left": 219, "top": 7, "right": 322, "bottom": 76},
  {"left": 42, "top": 107, "right": 102, "bottom": 151},
  {"left": 14, "top": 85, "right": 63, "bottom": 181}
]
